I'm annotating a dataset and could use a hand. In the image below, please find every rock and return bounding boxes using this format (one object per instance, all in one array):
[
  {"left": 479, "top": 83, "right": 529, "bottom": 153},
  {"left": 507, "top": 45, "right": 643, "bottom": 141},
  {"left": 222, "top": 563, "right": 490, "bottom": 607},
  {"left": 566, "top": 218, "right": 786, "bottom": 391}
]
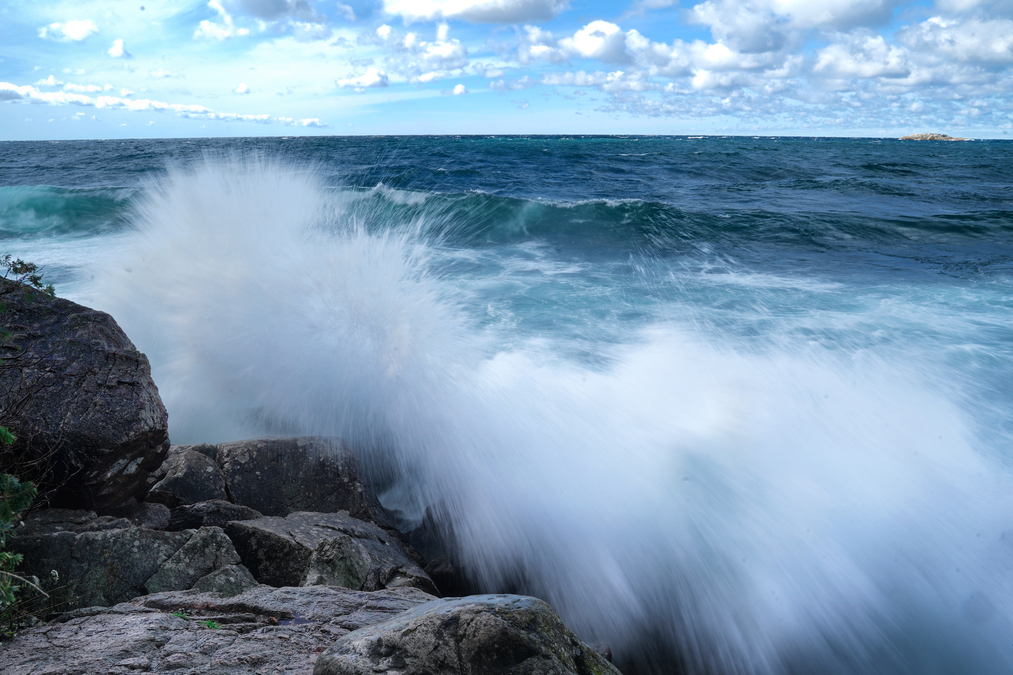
[
  {"left": 313, "top": 594, "right": 622, "bottom": 675},
  {"left": 424, "top": 554, "right": 475, "bottom": 598},
  {"left": 167, "top": 499, "right": 264, "bottom": 531},
  {"left": 899, "top": 133, "right": 970, "bottom": 141},
  {"left": 590, "top": 642, "right": 613, "bottom": 663},
  {"left": 0, "top": 279, "right": 169, "bottom": 511},
  {"left": 144, "top": 526, "right": 241, "bottom": 594},
  {"left": 225, "top": 512, "right": 437, "bottom": 595},
  {"left": 0, "top": 586, "right": 435, "bottom": 675},
  {"left": 216, "top": 437, "right": 392, "bottom": 524},
  {"left": 108, "top": 502, "right": 172, "bottom": 529},
  {"left": 10, "top": 526, "right": 193, "bottom": 610},
  {"left": 138, "top": 584, "right": 435, "bottom": 626},
  {"left": 192, "top": 564, "right": 258, "bottom": 597},
  {"left": 146, "top": 448, "right": 229, "bottom": 507},
  {"left": 17, "top": 507, "right": 99, "bottom": 534}
]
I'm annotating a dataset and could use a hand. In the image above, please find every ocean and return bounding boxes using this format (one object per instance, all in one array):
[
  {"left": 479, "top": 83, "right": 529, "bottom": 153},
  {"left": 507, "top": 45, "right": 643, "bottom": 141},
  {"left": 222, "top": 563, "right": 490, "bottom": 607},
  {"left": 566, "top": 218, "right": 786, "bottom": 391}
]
[{"left": 1, "top": 135, "right": 1012, "bottom": 674}]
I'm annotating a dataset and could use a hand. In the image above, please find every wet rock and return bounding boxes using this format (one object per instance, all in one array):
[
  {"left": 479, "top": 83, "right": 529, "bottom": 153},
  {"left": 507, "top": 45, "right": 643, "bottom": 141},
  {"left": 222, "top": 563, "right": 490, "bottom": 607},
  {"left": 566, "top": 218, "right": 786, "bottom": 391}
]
[
  {"left": 192, "top": 564, "right": 258, "bottom": 597},
  {"left": 147, "top": 448, "right": 229, "bottom": 507},
  {"left": 167, "top": 499, "right": 264, "bottom": 531},
  {"left": 225, "top": 511, "right": 437, "bottom": 595},
  {"left": 216, "top": 437, "right": 392, "bottom": 524},
  {"left": 313, "top": 594, "right": 622, "bottom": 675},
  {"left": 424, "top": 554, "right": 475, "bottom": 598},
  {"left": 0, "top": 584, "right": 436, "bottom": 675},
  {"left": 144, "top": 526, "right": 241, "bottom": 594},
  {"left": 0, "top": 279, "right": 169, "bottom": 511}
]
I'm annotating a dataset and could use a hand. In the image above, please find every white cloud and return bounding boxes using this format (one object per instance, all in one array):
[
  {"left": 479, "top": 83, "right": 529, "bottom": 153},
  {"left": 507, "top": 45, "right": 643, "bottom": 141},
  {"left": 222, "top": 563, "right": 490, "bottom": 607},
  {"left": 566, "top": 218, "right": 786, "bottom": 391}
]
[
  {"left": 814, "top": 34, "right": 910, "bottom": 79},
  {"left": 0, "top": 81, "right": 321, "bottom": 127},
  {"left": 898, "top": 17, "right": 1013, "bottom": 65},
  {"left": 234, "top": 83, "right": 251, "bottom": 94},
  {"left": 34, "top": 75, "right": 63, "bottom": 87},
  {"left": 371, "top": 24, "right": 470, "bottom": 83},
  {"left": 108, "top": 38, "right": 131, "bottom": 58},
  {"left": 383, "top": 0, "right": 570, "bottom": 23},
  {"left": 38, "top": 20, "right": 99, "bottom": 42},
  {"left": 194, "top": 1, "right": 251, "bottom": 40},
  {"left": 453, "top": 83, "right": 468, "bottom": 94},
  {"left": 562, "top": 20, "right": 639, "bottom": 64},
  {"left": 149, "top": 69, "right": 180, "bottom": 79},
  {"left": 336, "top": 67, "right": 389, "bottom": 91}
]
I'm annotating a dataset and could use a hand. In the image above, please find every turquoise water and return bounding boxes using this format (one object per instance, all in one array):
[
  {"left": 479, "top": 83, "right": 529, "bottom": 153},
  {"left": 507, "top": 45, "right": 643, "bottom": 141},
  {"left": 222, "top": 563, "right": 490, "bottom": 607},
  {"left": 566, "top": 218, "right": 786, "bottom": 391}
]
[{"left": 1, "top": 136, "right": 1012, "bottom": 673}]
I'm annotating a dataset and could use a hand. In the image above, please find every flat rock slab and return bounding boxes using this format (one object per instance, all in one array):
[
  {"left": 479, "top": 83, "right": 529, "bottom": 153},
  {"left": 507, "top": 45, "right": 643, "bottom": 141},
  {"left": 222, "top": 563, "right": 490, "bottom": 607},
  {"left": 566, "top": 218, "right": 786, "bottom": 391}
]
[
  {"left": 225, "top": 512, "right": 436, "bottom": 595},
  {"left": 0, "top": 586, "right": 436, "bottom": 675},
  {"left": 313, "top": 594, "right": 622, "bottom": 675}
]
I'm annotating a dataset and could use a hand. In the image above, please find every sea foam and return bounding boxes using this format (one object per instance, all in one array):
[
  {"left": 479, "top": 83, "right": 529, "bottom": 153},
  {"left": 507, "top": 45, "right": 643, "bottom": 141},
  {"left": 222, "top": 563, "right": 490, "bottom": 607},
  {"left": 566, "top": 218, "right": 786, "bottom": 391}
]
[{"left": 93, "top": 157, "right": 1013, "bottom": 674}]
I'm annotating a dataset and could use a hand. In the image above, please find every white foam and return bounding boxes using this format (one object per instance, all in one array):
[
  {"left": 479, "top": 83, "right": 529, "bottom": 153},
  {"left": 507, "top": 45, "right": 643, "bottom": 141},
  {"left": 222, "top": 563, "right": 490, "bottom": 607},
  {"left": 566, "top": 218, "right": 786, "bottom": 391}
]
[{"left": 89, "top": 157, "right": 1013, "bottom": 673}]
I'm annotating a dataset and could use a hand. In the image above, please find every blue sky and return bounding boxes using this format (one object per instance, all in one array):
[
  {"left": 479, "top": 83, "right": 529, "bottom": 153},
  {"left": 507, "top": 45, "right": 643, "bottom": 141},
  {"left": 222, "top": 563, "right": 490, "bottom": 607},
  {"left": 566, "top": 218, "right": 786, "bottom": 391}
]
[{"left": 1, "top": 0, "right": 1011, "bottom": 139}]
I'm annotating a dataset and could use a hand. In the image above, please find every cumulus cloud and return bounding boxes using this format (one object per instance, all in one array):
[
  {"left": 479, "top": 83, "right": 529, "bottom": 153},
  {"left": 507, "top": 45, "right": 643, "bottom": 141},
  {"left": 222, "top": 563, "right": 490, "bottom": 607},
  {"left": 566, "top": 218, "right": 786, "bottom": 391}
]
[
  {"left": 38, "top": 20, "right": 98, "bottom": 42},
  {"left": 453, "top": 83, "right": 468, "bottom": 94},
  {"left": 108, "top": 38, "right": 131, "bottom": 58},
  {"left": 383, "top": 0, "right": 569, "bottom": 23},
  {"left": 0, "top": 80, "right": 324, "bottom": 127},
  {"left": 194, "top": 0, "right": 251, "bottom": 39},
  {"left": 234, "top": 82, "right": 251, "bottom": 94},
  {"left": 336, "top": 67, "right": 389, "bottom": 91},
  {"left": 369, "top": 23, "right": 470, "bottom": 83},
  {"left": 814, "top": 34, "right": 910, "bottom": 79}
]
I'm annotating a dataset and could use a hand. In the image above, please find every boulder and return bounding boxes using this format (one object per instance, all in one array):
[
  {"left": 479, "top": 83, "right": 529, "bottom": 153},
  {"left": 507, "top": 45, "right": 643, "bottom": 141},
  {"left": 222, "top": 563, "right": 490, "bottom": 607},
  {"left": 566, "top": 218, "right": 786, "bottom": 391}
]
[
  {"left": 0, "top": 279, "right": 169, "bottom": 511},
  {"left": 313, "top": 594, "right": 622, "bottom": 675},
  {"left": 144, "top": 526, "right": 241, "bottom": 594},
  {"left": 10, "top": 526, "right": 193, "bottom": 609},
  {"left": 167, "top": 499, "right": 264, "bottom": 531},
  {"left": 215, "top": 437, "right": 391, "bottom": 524},
  {"left": 0, "top": 586, "right": 436, "bottom": 675},
  {"left": 225, "top": 511, "right": 437, "bottom": 596},
  {"left": 146, "top": 448, "right": 229, "bottom": 507},
  {"left": 108, "top": 502, "right": 172, "bottom": 529}
]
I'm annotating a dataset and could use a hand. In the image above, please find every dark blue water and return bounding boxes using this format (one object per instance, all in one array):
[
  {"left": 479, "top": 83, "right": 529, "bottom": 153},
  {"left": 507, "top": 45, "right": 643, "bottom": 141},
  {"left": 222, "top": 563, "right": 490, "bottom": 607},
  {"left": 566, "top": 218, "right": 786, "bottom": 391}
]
[{"left": 2, "top": 136, "right": 1013, "bottom": 674}]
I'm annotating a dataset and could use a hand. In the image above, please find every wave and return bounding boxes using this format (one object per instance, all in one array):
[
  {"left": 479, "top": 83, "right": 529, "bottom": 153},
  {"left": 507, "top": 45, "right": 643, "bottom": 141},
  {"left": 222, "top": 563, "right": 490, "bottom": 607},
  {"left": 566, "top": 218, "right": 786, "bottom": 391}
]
[
  {"left": 87, "top": 157, "right": 1013, "bottom": 674},
  {"left": 0, "top": 185, "right": 137, "bottom": 238}
]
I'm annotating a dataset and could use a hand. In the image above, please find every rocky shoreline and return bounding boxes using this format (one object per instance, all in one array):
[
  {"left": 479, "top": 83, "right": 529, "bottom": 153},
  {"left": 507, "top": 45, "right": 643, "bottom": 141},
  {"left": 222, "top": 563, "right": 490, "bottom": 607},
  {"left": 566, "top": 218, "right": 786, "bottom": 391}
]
[
  {"left": 0, "top": 281, "right": 620, "bottom": 674},
  {"left": 899, "top": 132, "right": 970, "bottom": 141}
]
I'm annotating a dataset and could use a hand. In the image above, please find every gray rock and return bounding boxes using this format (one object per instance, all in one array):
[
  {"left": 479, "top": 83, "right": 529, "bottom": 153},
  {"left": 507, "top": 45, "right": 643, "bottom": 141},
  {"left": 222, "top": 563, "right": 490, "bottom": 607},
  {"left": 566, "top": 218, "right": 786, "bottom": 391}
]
[
  {"left": 18, "top": 507, "right": 99, "bottom": 534},
  {"left": 144, "top": 526, "right": 241, "bottom": 594},
  {"left": 9, "top": 526, "right": 192, "bottom": 610},
  {"left": 147, "top": 448, "right": 229, "bottom": 507},
  {"left": 225, "top": 511, "right": 437, "bottom": 595},
  {"left": 108, "top": 501, "right": 172, "bottom": 529},
  {"left": 0, "top": 279, "right": 169, "bottom": 511},
  {"left": 192, "top": 564, "right": 258, "bottom": 597},
  {"left": 313, "top": 594, "right": 622, "bottom": 675},
  {"left": 0, "top": 586, "right": 437, "bottom": 675},
  {"left": 216, "top": 437, "right": 392, "bottom": 524},
  {"left": 167, "top": 499, "right": 264, "bottom": 531}
]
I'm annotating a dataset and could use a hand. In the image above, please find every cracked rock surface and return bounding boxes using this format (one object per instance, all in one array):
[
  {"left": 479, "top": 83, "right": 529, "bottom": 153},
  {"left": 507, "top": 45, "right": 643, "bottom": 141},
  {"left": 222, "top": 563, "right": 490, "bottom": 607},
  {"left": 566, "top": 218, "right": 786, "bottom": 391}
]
[{"left": 0, "top": 586, "right": 436, "bottom": 675}]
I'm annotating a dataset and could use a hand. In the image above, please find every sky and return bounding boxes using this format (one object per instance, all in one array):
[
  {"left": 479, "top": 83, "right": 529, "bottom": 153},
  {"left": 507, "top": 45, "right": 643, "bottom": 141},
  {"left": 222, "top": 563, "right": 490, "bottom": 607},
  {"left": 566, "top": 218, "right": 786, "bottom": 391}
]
[{"left": 1, "top": 0, "right": 1011, "bottom": 139}]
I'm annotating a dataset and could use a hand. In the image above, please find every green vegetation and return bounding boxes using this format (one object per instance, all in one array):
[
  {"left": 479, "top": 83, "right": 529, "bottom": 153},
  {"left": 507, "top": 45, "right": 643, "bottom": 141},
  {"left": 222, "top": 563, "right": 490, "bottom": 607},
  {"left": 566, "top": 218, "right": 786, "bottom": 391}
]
[
  {"left": 201, "top": 620, "right": 221, "bottom": 629},
  {"left": 0, "top": 256, "right": 54, "bottom": 631}
]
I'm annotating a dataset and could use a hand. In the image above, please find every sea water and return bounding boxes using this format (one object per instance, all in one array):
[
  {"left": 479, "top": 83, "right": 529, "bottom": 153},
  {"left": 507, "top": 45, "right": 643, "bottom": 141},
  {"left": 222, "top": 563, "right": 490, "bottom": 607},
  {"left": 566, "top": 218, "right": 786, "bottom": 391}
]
[{"left": 1, "top": 136, "right": 1012, "bottom": 673}]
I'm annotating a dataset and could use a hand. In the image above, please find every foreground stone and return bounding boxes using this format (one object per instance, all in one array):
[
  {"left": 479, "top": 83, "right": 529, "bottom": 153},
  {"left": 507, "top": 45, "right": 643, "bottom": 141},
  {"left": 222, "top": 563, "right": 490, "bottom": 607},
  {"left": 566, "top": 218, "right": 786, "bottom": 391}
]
[
  {"left": 313, "top": 594, "right": 621, "bottom": 675},
  {"left": 10, "top": 520, "right": 245, "bottom": 610},
  {"left": 226, "top": 512, "right": 436, "bottom": 596},
  {"left": 146, "top": 437, "right": 395, "bottom": 527},
  {"left": 0, "top": 279, "right": 169, "bottom": 510},
  {"left": 0, "top": 586, "right": 436, "bottom": 675}
]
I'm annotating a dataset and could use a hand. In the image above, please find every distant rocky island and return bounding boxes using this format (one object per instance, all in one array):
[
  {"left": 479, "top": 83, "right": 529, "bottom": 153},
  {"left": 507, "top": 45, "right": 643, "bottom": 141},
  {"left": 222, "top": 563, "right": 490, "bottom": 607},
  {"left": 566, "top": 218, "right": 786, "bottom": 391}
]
[{"left": 900, "top": 133, "right": 970, "bottom": 141}]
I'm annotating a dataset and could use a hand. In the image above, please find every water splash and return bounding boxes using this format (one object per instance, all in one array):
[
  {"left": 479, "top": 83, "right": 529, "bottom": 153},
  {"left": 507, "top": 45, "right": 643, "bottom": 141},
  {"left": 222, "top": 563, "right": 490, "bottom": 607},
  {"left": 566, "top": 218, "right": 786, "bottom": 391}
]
[{"left": 94, "top": 158, "right": 1013, "bottom": 674}]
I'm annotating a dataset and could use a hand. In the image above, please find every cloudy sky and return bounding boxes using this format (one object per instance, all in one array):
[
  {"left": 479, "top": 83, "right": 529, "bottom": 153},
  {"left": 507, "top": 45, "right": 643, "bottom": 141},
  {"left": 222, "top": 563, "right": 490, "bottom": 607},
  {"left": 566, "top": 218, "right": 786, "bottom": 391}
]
[{"left": 1, "top": 0, "right": 1011, "bottom": 139}]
